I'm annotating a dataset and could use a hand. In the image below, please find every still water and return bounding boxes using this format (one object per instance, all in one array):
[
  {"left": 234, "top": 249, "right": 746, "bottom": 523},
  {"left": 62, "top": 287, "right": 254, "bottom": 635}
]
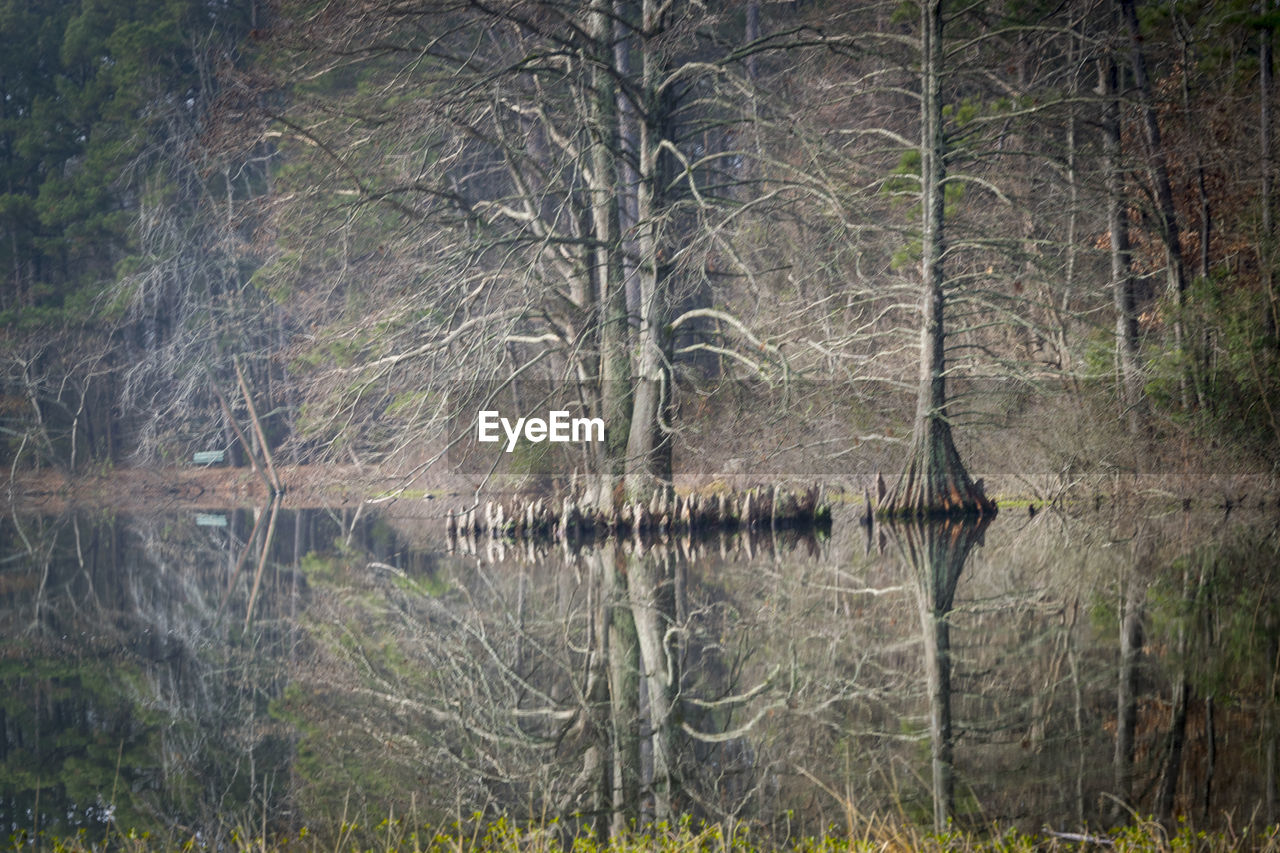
[{"left": 1, "top": 501, "right": 1277, "bottom": 843}]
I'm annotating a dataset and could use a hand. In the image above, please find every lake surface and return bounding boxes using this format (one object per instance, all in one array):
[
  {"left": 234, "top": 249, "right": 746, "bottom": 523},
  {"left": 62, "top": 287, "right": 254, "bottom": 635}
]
[{"left": 1, "top": 500, "right": 1278, "bottom": 844}]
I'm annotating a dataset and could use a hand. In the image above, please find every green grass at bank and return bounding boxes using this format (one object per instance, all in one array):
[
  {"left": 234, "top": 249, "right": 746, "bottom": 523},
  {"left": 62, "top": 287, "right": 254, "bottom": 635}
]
[{"left": 10, "top": 815, "right": 1280, "bottom": 853}]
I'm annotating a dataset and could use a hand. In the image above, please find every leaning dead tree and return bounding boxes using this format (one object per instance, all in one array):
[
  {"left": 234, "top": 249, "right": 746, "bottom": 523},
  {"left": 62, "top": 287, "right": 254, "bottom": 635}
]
[{"left": 878, "top": 0, "right": 995, "bottom": 519}]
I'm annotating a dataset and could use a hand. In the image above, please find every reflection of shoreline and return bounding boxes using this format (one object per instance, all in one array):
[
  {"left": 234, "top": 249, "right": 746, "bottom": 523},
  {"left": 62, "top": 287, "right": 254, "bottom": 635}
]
[
  {"left": 449, "top": 522, "right": 826, "bottom": 567},
  {"left": 9, "top": 504, "right": 1280, "bottom": 841},
  {"left": 0, "top": 507, "right": 320, "bottom": 844},
  {"left": 4, "top": 464, "right": 412, "bottom": 514}
]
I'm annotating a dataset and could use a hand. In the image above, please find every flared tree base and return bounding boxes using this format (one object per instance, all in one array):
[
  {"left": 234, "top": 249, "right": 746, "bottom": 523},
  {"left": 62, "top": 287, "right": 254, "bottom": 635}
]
[{"left": 877, "top": 417, "right": 997, "bottom": 519}]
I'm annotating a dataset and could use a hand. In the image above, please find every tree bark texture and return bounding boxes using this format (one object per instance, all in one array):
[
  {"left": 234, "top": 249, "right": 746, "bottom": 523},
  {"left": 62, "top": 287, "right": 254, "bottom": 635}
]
[
  {"left": 628, "top": 547, "right": 679, "bottom": 821},
  {"left": 880, "top": 0, "right": 994, "bottom": 519},
  {"left": 589, "top": 0, "right": 633, "bottom": 506},
  {"left": 623, "top": 0, "right": 676, "bottom": 499}
]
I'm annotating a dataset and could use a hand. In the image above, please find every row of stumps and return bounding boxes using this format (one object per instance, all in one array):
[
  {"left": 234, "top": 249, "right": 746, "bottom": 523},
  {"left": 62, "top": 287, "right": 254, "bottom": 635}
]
[
  {"left": 445, "top": 484, "right": 832, "bottom": 542},
  {"left": 452, "top": 521, "right": 824, "bottom": 565}
]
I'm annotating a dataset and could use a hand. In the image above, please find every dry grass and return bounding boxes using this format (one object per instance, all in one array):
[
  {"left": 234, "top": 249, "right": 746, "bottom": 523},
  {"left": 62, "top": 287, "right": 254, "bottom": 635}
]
[{"left": 11, "top": 813, "right": 1280, "bottom": 853}]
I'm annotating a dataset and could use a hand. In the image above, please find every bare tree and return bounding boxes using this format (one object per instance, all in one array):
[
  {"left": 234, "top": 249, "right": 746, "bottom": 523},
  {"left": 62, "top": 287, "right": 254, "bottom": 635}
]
[{"left": 878, "top": 0, "right": 994, "bottom": 518}]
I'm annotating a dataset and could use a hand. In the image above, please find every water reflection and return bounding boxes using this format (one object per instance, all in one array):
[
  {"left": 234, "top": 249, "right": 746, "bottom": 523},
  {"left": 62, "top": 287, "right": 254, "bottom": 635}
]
[
  {"left": 876, "top": 516, "right": 992, "bottom": 831},
  {"left": 0, "top": 503, "right": 1278, "bottom": 843},
  {"left": 0, "top": 506, "right": 384, "bottom": 843}
]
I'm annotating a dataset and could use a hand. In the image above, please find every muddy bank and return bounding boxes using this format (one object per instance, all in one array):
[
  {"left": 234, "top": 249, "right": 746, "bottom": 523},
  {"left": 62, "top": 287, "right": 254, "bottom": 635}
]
[{"left": 4, "top": 464, "right": 426, "bottom": 514}]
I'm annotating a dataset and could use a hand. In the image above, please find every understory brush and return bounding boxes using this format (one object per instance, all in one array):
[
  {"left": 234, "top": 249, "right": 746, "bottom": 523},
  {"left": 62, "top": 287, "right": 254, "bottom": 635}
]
[{"left": 10, "top": 813, "right": 1280, "bottom": 853}]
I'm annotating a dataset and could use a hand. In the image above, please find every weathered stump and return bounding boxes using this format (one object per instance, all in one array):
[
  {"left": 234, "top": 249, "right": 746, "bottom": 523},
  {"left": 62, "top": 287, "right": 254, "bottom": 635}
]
[{"left": 447, "top": 482, "right": 832, "bottom": 544}]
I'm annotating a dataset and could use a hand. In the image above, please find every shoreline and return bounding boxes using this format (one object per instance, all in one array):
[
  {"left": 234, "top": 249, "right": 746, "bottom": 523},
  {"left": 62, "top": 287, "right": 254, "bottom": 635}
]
[{"left": 5, "top": 463, "right": 1278, "bottom": 516}]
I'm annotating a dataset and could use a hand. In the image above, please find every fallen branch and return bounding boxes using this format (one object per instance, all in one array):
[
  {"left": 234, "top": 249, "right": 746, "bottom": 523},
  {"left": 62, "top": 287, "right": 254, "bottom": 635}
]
[
  {"left": 207, "top": 370, "right": 275, "bottom": 497},
  {"left": 234, "top": 357, "right": 284, "bottom": 494}
]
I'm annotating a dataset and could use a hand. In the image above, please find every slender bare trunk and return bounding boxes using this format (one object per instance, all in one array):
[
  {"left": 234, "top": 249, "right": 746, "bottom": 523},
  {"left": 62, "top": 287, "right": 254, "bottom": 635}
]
[
  {"left": 1262, "top": 4, "right": 1278, "bottom": 342},
  {"left": 628, "top": 547, "right": 678, "bottom": 822},
  {"left": 615, "top": 0, "right": 642, "bottom": 325},
  {"left": 1102, "top": 55, "right": 1145, "bottom": 434},
  {"left": 745, "top": 1, "right": 761, "bottom": 81},
  {"left": 624, "top": 0, "right": 674, "bottom": 498},
  {"left": 1202, "top": 694, "right": 1215, "bottom": 821},
  {"left": 589, "top": 0, "right": 632, "bottom": 505},
  {"left": 887, "top": 517, "right": 989, "bottom": 831},
  {"left": 1121, "top": 0, "right": 1190, "bottom": 406},
  {"left": 1158, "top": 561, "right": 1197, "bottom": 820},
  {"left": 880, "top": 0, "right": 992, "bottom": 519},
  {"left": 1179, "top": 23, "right": 1211, "bottom": 409},
  {"left": 923, "top": 590, "right": 954, "bottom": 832},
  {"left": 602, "top": 543, "right": 641, "bottom": 835},
  {"left": 1158, "top": 673, "right": 1190, "bottom": 819}
]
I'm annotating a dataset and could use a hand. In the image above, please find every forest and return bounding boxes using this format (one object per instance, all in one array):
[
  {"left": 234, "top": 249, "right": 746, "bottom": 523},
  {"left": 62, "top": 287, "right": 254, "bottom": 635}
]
[
  {"left": 6, "top": 3, "right": 1280, "bottom": 845},
  {"left": 3, "top": 0, "right": 1280, "bottom": 505}
]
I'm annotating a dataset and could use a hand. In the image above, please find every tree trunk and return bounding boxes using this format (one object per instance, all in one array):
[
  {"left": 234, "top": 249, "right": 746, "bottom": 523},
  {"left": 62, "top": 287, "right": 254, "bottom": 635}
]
[
  {"left": 624, "top": 0, "right": 675, "bottom": 499},
  {"left": 589, "top": 0, "right": 633, "bottom": 507},
  {"left": 1202, "top": 694, "right": 1215, "bottom": 822},
  {"left": 1262, "top": 4, "right": 1278, "bottom": 342},
  {"left": 879, "top": 0, "right": 994, "bottom": 519},
  {"left": 628, "top": 547, "right": 679, "bottom": 822},
  {"left": 615, "top": 0, "right": 642, "bottom": 326},
  {"left": 1113, "top": 577, "right": 1145, "bottom": 815},
  {"left": 1178, "top": 21, "right": 1211, "bottom": 410},
  {"left": 1158, "top": 673, "right": 1190, "bottom": 820},
  {"left": 1120, "top": 0, "right": 1190, "bottom": 407},
  {"left": 604, "top": 544, "right": 641, "bottom": 835},
  {"left": 1101, "top": 54, "right": 1145, "bottom": 435}
]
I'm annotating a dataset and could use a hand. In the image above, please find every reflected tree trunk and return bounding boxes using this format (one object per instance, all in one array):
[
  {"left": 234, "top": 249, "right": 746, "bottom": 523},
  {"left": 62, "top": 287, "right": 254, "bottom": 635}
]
[
  {"left": 628, "top": 544, "right": 680, "bottom": 822},
  {"left": 1158, "top": 671, "right": 1190, "bottom": 820},
  {"left": 1158, "top": 558, "right": 1198, "bottom": 821},
  {"left": 1070, "top": 632, "right": 1086, "bottom": 827},
  {"left": 1269, "top": 730, "right": 1278, "bottom": 825},
  {"left": 592, "top": 541, "right": 642, "bottom": 836},
  {"left": 1113, "top": 575, "right": 1145, "bottom": 815},
  {"left": 881, "top": 515, "right": 991, "bottom": 831},
  {"left": 1200, "top": 693, "right": 1214, "bottom": 822},
  {"left": 575, "top": 549, "right": 612, "bottom": 837}
]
